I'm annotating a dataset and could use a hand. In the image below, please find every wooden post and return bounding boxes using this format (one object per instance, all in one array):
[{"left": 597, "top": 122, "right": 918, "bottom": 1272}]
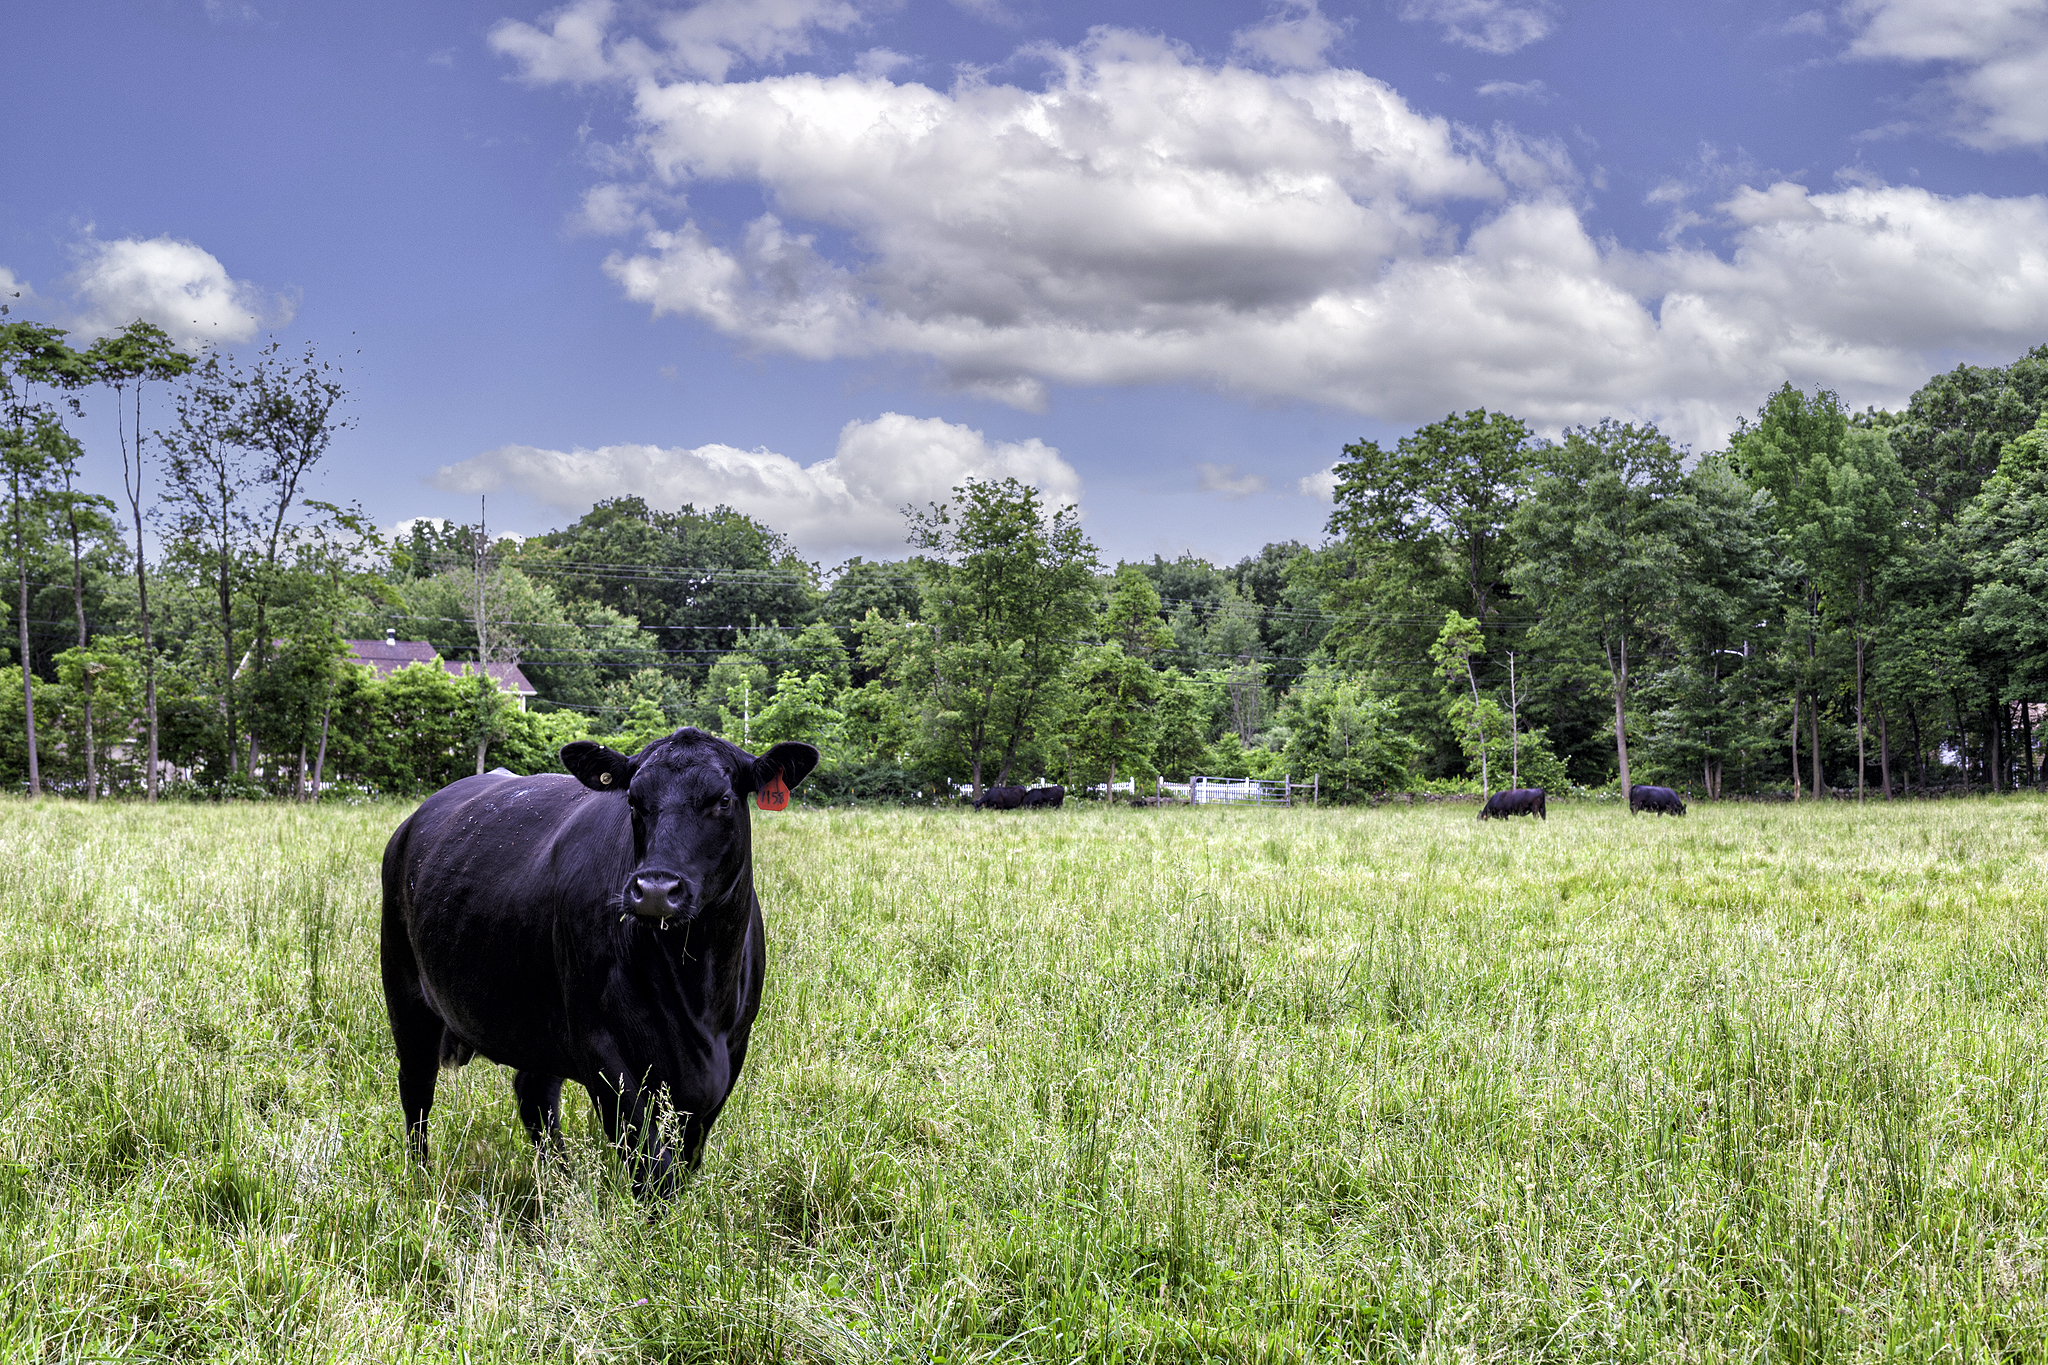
[
  {"left": 1313, "top": 774, "right": 1319, "bottom": 805},
  {"left": 1285, "top": 772, "right": 1292, "bottom": 807}
]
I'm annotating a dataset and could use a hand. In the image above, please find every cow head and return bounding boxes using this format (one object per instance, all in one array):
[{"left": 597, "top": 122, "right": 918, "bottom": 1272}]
[{"left": 562, "top": 728, "right": 819, "bottom": 922}]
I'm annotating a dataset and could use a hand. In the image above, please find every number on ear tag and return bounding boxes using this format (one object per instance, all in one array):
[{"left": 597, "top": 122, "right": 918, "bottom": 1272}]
[{"left": 757, "top": 771, "right": 790, "bottom": 811}]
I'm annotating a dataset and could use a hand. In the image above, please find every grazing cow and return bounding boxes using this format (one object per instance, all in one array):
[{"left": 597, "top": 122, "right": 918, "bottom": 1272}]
[
  {"left": 1629, "top": 784, "right": 1687, "bottom": 816},
  {"left": 1478, "top": 787, "right": 1547, "bottom": 820},
  {"left": 380, "top": 728, "right": 818, "bottom": 1195},
  {"left": 975, "top": 784, "right": 1027, "bottom": 810},
  {"left": 1022, "top": 785, "right": 1065, "bottom": 809}
]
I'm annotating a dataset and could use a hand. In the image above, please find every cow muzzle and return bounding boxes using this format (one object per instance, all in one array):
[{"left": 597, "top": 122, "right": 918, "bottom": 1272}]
[{"left": 625, "top": 872, "right": 695, "bottom": 921}]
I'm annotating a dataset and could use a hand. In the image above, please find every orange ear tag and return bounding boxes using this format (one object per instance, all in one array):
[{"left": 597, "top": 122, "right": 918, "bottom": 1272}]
[{"left": 756, "top": 772, "right": 790, "bottom": 811}]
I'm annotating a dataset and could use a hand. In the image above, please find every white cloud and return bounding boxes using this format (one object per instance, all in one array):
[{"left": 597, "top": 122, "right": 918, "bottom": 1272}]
[
  {"left": 66, "top": 236, "right": 285, "bottom": 348},
  {"left": 1844, "top": 0, "right": 2048, "bottom": 147},
  {"left": 490, "top": 0, "right": 865, "bottom": 85},
  {"left": 853, "top": 46, "right": 913, "bottom": 78},
  {"left": 1398, "top": 0, "right": 1560, "bottom": 54},
  {"left": 0, "top": 267, "right": 39, "bottom": 312},
  {"left": 1296, "top": 465, "right": 1339, "bottom": 500},
  {"left": 1477, "top": 78, "right": 1550, "bottom": 99},
  {"left": 1196, "top": 462, "right": 1269, "bottom": 498},
  {"left": 507, "top": 23, "right": 2048, "bottom": 450},
  {"left": 1232, "top": 1, "right": 1344, "bottom": 71},
  {"left": 432, "top": 411, "right": 1081, "bottom": 559}
]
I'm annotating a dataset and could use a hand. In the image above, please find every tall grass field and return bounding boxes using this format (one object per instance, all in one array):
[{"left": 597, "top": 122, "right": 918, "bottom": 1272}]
[{"left": 1, "top": 794, "right": 2046, "bottom": 1361}]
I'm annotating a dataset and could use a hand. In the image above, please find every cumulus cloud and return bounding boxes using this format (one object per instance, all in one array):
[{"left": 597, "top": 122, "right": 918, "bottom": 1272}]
[
  {"left": 1844, "top": 0, "right": 2048, "bottom": 147},
  {"left": 432, "top": 412, "right": 1080, "bottom": 560},
  {"left": 503, "top": 21, "right": 2048, "bottom": 449},
  {"left": 1398, "top": 0, "right": 1560, "bottom": 54},
  {"left": 490, "top": 0, "right": 864, "bottom": 85},
  {"left": 1296, "top": 465, "right": 1340, "bottom": 500},
  {"left": 1196, "top": 462, "right": 1269, "bottom": 498},
  {"left": 66, "top": 236, "right": 284, "bottom": 347},
  {"left": 1231, "top": 1, "right": 1344, "bottom": 70}
]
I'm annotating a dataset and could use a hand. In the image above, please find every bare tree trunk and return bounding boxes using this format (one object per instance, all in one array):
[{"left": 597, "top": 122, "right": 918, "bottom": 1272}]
[
  {"left": 120, "top": 383, "right": 161, "bottom": 803},
  {"left": 65, "top": 475, "right": 95, "bottom": 800},
  {"left": 2015, "top": 703, "right": 2031, "bottom": 789},
  {"left": 1878, "top": 706, "right": 1892, "bottom": 799},
  {"left": 1508, "top": 650, "right": 1520, "bottom": 787},
  {"left": 295, "top": 741, "right": 307, "bottom": 802},
  {"left": 1855, "top": 633, "right": 1866, "bottom": 802},
  {"left": 1606, "top": 633, "right": 1629, "bottom": 801},
  {"left": 312, "top": 702, "right": 331, "bottom": 799},
  {"left": 1991, "top": 700, "right": 2002, "bottom": 793},
  {"left": 1810, "top": 696, "right": 1823, "bottom": 798},
  {"left": 1790, "top": 695, "right": 1801, "bottom": 800},
  {"left": 17, "top": 574, "right": 36, "bottom": 798},
  {"left": 14, "top": 483, "right": 39, "bottom": 798}
]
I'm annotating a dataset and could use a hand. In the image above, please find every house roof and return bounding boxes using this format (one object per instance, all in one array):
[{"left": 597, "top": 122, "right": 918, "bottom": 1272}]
[{"left": 345, "top": 639, "right": 538, "bottom": 696}]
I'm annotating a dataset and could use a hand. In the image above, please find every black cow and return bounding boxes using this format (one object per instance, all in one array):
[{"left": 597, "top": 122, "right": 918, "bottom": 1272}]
[
  {"left": 380, "top": 727, "right": 818, "bottom": 1195},
  {"left": 975, "top": 784, "right": 1027, "bottom": 810},
  {"left": 1629, "top": 784, "right": 1687, "bottom": 815},
  {"left": 1478, "top": 787, "right": 1547, "bottom": 820},
  {"left": 1022, "top": 785, "right": 1065, "bottom": 809}
]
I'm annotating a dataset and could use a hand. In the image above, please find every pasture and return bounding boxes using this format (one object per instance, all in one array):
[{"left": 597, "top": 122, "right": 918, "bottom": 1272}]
[{"left": 1, "top": 795, "right": 2046, "bottom": 1361}]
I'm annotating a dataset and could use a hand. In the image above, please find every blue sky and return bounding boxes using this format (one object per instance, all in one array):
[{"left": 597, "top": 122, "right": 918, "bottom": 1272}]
[{"left": 6, "top": 0, "right": 2047, "bottom": 566}]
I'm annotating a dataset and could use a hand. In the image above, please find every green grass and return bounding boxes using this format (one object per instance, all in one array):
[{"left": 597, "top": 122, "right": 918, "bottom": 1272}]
[{"left": 1, "top": 795, "right": 2047, "bottom": 1360}]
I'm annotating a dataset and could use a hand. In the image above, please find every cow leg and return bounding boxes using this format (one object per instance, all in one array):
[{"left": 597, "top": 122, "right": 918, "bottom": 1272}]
[
  {"left": 591, "top": 1079, "right": 679, "bottom": 1198},
  {"left": 512, "top": 1070, "right": 565, "bottom": 1150},
  {"left": 380, "top": 906, "right": 445, "bottom": 1164},
  {"left": 382, "top": 977, "right": 445, "bottom": 1164}
]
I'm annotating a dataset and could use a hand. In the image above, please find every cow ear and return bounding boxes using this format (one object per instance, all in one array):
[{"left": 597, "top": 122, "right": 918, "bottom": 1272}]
[
  {"left": 749, "top": 741, "right": 820, "bottom": 793},
  {"left": 562, "top": 741, "right": 634, "bottom": 792}
]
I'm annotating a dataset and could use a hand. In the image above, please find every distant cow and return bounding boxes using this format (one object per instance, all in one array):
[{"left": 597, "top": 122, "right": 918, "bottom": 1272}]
[
  {"left": 1629, "top": 784, "right": 1687, "bottom": 816},
  {"left": 380, "top": 728, "right": 818, "bottom": 1195},
  {"left": 1478, "top": 787, "right": 1547, "bottom": 820},
  {"left": 975, "top": 784, "right": 1027, "bottom": 810},
  {"left": 1022, "top": 785, "right": 1065, "bottom": 809}
]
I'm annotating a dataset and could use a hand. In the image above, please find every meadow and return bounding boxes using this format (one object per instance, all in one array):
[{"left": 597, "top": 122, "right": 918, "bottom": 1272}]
[{"left": 1, "top": 794, "right": 2046, "bottom": 1362}]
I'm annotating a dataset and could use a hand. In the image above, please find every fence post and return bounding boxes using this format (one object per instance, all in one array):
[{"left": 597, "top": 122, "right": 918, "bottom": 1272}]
[
  {"left": 1313, "top": 774, "right": 1319, "bottom": 805},
  {"left": 1285, "top": 773, "right": 1292, "bottom": 807}
]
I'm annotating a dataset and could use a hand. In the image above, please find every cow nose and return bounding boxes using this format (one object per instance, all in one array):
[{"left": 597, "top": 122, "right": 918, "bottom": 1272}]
[{"left": 627, "top": 873, "right": 687, "bottom": 918}]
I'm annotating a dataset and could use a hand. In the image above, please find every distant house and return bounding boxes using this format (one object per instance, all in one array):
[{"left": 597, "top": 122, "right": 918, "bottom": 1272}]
[{"left": 345, "top": 633, "right": 540, "bottom": 711}]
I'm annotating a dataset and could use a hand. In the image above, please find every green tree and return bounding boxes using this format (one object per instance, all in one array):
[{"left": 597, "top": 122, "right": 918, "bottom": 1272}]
[
  {"left": 85, "top": 321, "right": 193, "bottom": 800},
  {"left": 703, "top": 653, "right": 770, "bottom": 744},
  {"left": 518, "top": 497, "right": 816, "bottom": 654},
  {"left": 159, "top": 350, "right": 252, "bottom": 782},
  {"left": 1513, "top": 420, "right": 1690, "bottom": 801},
  {"left": 906, "top": 478, "right": 1098, "bottom": 795},
  {"left": 0, "top": 317, "right": 89, "bottom": 796},
  {"left": 1955, "top": 415, "right": 2048, "bottom": 757},
  {"left": 49, "top": 430, "right": 122, "bottom": 799},
  {"left": 752, "top": 671, "right": 844, "bottom": 758},
  {"left": 1151, "top": 668, "right": 1213, "bottom": 782},
  {"left": 1327, "top": 409, "right": 1539, "bottom": 629},
  {"left": 1, "top": 422, "right": 65, "bottom": 795},
  {"left": 1429, "top": 611, "right": 1490, "bottom": 793},
  {"left": 1066, "top": 642, "right": 1158, "bottom": 797},
  {"left": 1806, "top": 428, "right": 1913, "bottom": 798},
  {"left": 1277, "top": 668, "right": 1410, "bottom": 798},
  {"left": 1100, "top": 565, "right": 1173, "bottom": 658}
]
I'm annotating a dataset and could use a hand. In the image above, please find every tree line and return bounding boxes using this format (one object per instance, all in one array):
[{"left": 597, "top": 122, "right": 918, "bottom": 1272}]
[{"left": 3, "top": 302, "right": 2044, "bottom": 802}]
